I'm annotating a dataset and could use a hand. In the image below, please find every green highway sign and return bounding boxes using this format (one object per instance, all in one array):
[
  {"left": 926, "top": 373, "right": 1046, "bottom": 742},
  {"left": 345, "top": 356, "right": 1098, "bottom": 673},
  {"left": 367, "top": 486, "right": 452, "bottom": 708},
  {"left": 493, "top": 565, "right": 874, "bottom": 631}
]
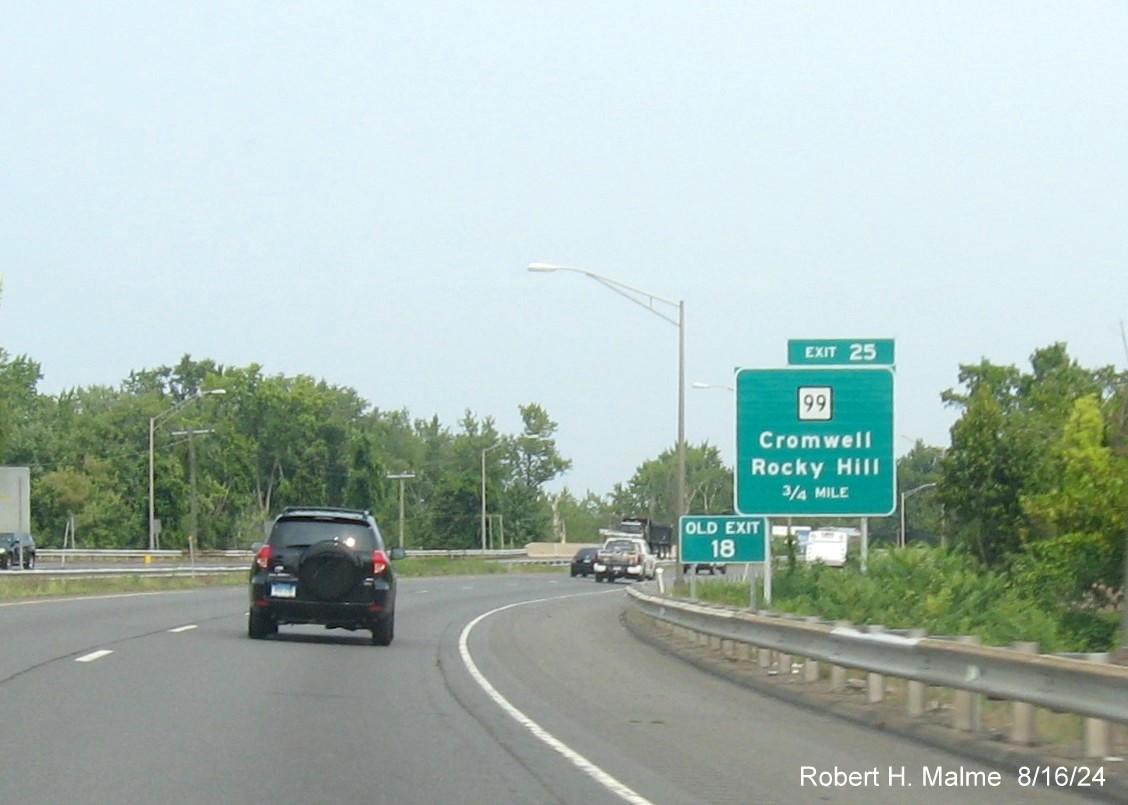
[
  {"left": 679, "top": 515, "right": 768, "bottom": 564},
  {"left": 735, "top": 367, "right": 895, "bottom": 517},
  {"left": 788, "top": 339, "right": 895, "bottom": 366}
]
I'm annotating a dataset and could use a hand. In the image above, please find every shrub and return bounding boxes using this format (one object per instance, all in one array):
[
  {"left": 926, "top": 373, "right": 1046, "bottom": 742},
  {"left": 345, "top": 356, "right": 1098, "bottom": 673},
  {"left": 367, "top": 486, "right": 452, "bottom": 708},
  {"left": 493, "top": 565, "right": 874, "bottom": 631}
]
[{"left": 690, "top": 546, "right": 1093, "bottom": 652}]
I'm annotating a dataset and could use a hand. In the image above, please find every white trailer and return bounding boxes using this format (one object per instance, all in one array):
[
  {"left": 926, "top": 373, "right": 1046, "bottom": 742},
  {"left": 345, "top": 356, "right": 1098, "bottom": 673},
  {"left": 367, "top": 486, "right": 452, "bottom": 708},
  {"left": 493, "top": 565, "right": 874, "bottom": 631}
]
[
  {"left": 0, "top": 466, "right": 31, "bottom": 533},
  {"left": 804, "top": 528, "right": 849, "bottom": 567}
]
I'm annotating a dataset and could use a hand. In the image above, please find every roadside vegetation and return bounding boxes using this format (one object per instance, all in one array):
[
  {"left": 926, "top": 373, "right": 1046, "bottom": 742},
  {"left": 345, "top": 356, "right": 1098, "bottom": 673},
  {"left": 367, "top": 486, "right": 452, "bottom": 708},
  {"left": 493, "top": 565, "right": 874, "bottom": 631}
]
[
  {"left": 0, "top": 353, "right": 731, "bottom": 553},
  {"left": 687, "top": 546, "right": 1119, "bottom": 653},
  {"left": 0, "top": 572, "right": 246, "bottom": 600},
  {"left": 2, "top": 335, "right": 1127, "bottom": 650}
]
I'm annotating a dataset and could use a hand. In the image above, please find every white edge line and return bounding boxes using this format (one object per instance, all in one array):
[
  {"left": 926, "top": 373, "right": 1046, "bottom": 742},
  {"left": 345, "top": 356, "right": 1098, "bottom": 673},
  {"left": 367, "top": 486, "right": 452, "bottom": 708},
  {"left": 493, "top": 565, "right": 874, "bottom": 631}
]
[
  {"left": 459, "top": 595, "right": 655, "bottom": 805},
  {"left": 168, "top": 625, "right": 197, "bottom": 633},
  {"left": 75, "top": 650, "right": 113, "bottom": 663}
]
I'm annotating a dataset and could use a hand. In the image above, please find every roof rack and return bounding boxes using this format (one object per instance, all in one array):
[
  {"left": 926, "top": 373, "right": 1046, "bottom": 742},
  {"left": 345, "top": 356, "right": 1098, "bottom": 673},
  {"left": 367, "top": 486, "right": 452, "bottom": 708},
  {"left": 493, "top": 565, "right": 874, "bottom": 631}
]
[{"left": 280, "top": 506, "right": 371, "bottom": 517}]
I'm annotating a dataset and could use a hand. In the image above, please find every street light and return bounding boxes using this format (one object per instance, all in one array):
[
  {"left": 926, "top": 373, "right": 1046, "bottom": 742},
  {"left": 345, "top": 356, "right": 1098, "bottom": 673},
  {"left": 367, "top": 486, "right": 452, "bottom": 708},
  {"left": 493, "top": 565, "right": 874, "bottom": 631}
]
[
  {"left": 148, "top": 389, "right": 225, "bottom": 550},
  {"left": 692, "top": 382, "right": 734, "bottom": 392},
  {"left": 899, "top": 482, "right": 937, "bottom": 548},
  {"left": 528, "top": 262, "right": 686, "bottom": 578},
  {"left": 481, "top": 442, "right": 505, "bottom": 552},
  {"left": 387, "top": 471, "right": 415, "bottom": 550}
]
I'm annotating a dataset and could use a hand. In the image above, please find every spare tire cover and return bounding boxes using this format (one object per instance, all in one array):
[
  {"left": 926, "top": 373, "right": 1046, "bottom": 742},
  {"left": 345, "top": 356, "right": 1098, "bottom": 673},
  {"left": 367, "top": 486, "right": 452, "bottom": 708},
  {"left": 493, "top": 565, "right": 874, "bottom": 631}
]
[{"left": 299, "top": 541, "right": 363, "bottom": 602}]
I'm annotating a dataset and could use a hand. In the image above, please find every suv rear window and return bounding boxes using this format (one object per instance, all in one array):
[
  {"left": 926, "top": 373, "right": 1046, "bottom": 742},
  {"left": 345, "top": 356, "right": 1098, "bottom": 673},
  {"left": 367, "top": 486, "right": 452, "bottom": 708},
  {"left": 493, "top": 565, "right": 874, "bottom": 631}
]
[{"left": 270, "top": 519, "right": 378, "bottom": 551}]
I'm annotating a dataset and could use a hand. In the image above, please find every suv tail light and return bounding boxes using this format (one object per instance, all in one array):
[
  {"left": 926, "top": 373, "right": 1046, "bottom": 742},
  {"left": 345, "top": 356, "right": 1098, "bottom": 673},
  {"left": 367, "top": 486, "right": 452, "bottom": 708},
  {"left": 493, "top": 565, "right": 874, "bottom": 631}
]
[
  {"left": 372, "top": 549, "right": 390, "bottom": 575},
  {"left": 255, "top": 543, "right": 272, "bottom": 570}
]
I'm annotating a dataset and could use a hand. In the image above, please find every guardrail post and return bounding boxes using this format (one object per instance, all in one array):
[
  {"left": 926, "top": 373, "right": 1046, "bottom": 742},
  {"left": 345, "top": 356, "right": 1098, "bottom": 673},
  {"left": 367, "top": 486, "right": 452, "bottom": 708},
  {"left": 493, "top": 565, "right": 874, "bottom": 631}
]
[
  {"left": 1084, "top": 653, "right": 1111, "bottom": 758},
  {"left": 775, "top": 650, "right": 792, "bottom": 677},
  {"left": 803, "top": 618, "right": 820, "bottom": 682},
  {"left": 906, "top": 628, "right": 928, "bottom": 717},
  {"left": 803, "top": 656, "right": 819, "bottom": 683},
  {"left": 830, "top": 620, "right": 850, "bottom": 691},
  {"left": 1010, "top": 642, "right": 1039, "bottom": 745},
  {"left": 758, "top": 647, "right": 772, "bottom": 669},
  {"left": 866, "top": 625, "right": 886, "bottom": 703},
  {"left": 953, "top": 635, "right": 981, "bottom": 732}
]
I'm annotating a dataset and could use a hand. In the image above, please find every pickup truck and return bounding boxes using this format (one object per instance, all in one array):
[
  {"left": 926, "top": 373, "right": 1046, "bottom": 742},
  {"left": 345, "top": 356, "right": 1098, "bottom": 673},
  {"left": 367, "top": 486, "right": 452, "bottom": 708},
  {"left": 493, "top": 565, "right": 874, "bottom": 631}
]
[{"left": 593, "top": 535, "right": 656, "bottom": 583}]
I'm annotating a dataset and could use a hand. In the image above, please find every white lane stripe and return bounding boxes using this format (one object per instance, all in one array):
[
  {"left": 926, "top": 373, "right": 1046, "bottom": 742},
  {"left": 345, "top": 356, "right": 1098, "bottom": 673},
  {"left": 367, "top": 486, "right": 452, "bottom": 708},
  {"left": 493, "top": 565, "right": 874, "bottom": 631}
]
[
  {"left": 168, "top": 625, "right": 197, "bottom": 633},
  {"left": 75, "top": 650, "right": 113, "bottom": 663},
  {"left": 0, "top": 591, "right": 194, "bottom": 608},
  {"left": 459, "top": 597, "right": 655, "bottom": 805}
]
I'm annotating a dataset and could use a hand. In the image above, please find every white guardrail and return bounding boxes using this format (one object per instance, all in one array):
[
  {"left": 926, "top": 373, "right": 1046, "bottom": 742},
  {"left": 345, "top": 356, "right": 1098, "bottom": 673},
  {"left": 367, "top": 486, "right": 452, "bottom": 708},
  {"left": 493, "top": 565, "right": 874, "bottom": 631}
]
[{"left": 625, "top": 581, "right": 1128, "bottom": 756}]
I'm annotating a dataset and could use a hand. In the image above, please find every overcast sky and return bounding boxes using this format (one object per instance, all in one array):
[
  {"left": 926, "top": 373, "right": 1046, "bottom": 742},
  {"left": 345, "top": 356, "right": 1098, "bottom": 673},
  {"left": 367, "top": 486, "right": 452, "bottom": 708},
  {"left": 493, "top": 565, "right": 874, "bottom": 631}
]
[{"left": 2, "top": 3, "right": 1126, "bottom": 497}]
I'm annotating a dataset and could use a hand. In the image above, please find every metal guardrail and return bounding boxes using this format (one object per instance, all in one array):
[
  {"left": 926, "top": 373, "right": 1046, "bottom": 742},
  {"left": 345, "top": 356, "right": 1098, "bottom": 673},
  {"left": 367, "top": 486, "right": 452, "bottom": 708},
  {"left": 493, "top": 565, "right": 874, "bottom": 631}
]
[
  {"left": 36, "top": 548, "right": 528, "bottom": 560},
  {"left": 11, "top": 548, "right": 549, "bottom": 579},
  {"left": 625, "top": 582, "right": 1128, "bottom": 727},
  {"left": 39, "top": 550, "right": 188, "bottom": 559}
]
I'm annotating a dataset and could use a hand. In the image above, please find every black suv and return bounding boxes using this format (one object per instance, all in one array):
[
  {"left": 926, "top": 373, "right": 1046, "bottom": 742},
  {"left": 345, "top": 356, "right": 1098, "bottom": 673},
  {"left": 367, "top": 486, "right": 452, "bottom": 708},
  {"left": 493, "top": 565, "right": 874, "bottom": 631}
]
[
  {"left": 0, "top": 533, "right": 36, "bottom": 570},
  {"left": 248, "top": 507, "right": 405, "bottom": 645}
]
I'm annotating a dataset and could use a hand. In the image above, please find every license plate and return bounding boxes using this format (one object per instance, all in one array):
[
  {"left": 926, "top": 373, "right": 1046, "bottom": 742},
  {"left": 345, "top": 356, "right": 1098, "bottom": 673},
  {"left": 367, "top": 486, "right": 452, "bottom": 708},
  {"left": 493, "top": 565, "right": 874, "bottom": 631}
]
[{"left": 270, "top": 582, "right": 296, "bottom": 598}]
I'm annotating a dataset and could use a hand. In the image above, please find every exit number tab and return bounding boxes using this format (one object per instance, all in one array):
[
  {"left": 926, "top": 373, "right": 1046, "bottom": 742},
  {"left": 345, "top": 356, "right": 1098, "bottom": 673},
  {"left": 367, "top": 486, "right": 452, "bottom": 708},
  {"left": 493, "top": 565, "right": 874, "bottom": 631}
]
[{"left": 788, "top": 339, "right": 895, "bottom": 367}]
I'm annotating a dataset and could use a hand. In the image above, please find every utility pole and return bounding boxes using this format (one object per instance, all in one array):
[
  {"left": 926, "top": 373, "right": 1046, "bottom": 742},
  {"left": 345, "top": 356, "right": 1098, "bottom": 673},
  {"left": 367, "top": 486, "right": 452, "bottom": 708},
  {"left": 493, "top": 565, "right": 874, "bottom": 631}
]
[
  {"left": 387, "top": 472, "right": 415, "bottom": 550},
  {"left": 170, "top": 429, "right": 214, "bottom": 549}
]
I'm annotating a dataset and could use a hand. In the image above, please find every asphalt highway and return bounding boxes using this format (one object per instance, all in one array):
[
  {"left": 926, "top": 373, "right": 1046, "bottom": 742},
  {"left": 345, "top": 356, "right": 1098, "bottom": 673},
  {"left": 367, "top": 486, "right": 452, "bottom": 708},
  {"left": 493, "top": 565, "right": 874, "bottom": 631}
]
[{"left": 0, "top": 576, "right": 1106, "bottom": 804}]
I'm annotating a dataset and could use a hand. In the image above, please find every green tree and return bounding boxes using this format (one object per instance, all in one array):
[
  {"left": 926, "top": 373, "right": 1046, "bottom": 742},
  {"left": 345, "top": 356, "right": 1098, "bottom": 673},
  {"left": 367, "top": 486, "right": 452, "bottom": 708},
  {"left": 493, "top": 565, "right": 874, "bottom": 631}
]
[
  {"left": 0, "top": 352, "right": 45, "bottom": 463},
  {"left": 939, "top": 344, "right": 1124, "bottom": 566},
  {"left": 501, "top": 404, "right": 572, "bottom": 545},
  {"left": 545, "top": 488, "right": 613, "bottom": 543},
  {"left": 1015, "top": 395, "right": 1127, "bottom": 598},
  {"left": 611, "top": 442, "right": 732, "bottom": 523},
  {"left": 869, "top": 440, "right": 945, "bottom": 547}
]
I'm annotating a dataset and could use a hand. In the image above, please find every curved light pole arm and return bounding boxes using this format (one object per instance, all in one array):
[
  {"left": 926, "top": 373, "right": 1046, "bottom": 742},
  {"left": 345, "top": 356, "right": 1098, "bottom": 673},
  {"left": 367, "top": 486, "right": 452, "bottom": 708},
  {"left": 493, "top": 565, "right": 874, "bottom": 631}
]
[
  {"left": 898, "top": 482, "right": 938, "bottom": 548},
  {"left": 529, "top": 264, "right": 681, "bottom": 325},
  {"left": 529, "top": 262, "right": 687, "bottom": 583}
]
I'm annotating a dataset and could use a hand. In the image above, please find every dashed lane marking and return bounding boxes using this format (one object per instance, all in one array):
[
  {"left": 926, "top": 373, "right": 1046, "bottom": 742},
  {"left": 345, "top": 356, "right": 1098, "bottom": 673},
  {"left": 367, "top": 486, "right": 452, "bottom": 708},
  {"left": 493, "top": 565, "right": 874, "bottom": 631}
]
[{"left": 75, "top": 650, "right": 113, "bottom": 663}]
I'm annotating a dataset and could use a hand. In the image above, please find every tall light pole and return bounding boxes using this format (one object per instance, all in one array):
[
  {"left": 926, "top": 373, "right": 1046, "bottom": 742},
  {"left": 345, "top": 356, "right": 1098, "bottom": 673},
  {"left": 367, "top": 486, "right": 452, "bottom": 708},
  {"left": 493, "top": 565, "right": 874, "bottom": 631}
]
[
  {"left": 899, "top": 482, "right": 937, "bottom": 548},
  {"left": 387, "top": 471, "right": 415, "bottom": 549},
  {"left": 481, "top": 442, "right": 505, "bottom": 552},
  {"left": 149, "top": 389, "right": 225, "bottom": 550},
  {"left": 528, "top": 262, "right": 686, "bottom": 580}
]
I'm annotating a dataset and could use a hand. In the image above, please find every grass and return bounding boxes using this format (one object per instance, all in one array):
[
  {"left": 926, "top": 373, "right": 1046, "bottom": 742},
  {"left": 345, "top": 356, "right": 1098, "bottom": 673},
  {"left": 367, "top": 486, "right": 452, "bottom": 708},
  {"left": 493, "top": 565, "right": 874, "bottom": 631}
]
[{"left": 0, "top": 572, "right": 247, "bottom": 600}]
